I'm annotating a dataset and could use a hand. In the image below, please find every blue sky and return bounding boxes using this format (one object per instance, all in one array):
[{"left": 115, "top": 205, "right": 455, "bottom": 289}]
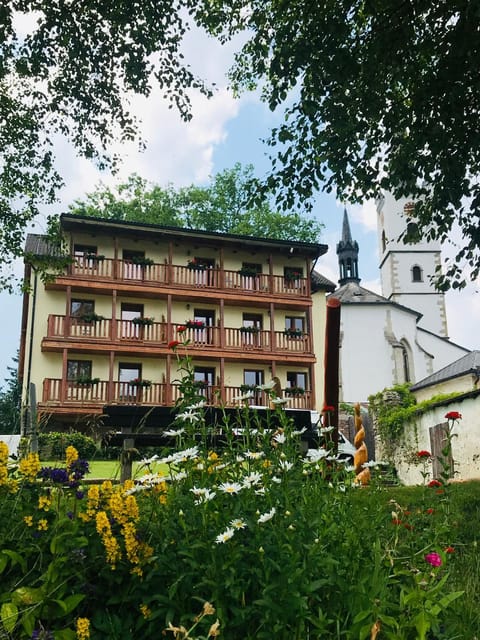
[{"left": 0, "top": 21, "right": 479, "bottom": 384}]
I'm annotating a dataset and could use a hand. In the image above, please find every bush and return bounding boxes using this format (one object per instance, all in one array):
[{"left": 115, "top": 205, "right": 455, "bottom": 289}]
[{"left": 37, "top": 431, "right": 97, "bottom": 460}]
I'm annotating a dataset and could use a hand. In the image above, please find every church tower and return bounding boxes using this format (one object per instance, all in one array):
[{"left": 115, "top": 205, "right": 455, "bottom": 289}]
[
  {"left": 376, "top": 192, "right": 448, "bottom": 336},
  {"left": 337, "top": 208, "right": 360, "bottom": 285}
]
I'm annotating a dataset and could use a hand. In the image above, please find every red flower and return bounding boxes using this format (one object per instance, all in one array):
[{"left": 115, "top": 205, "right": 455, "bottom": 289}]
[
  {"left": 168, "top": 340, "right": 180, "bottom": 349},
  {"left": 425, "top": 508, "right": 435, "bottom": 515},
  {"left": 391, "top": 518, "right": 402, "bottom": 526},
  {"left": 177, "top": 325, "right": 186, "bottom": 333},
  {"left": 403, "top": 523, "right": 413, "bottom": 531},
  {"left": 323, "top": 405, "right": 335, "bottom": 413},
  {"left": 428, "top": 479, "right": 442, "bottom": 488},
  {"left": 444, "top": 546, "right": 455, "bottom": 554},
  {"left": 417, "top": 450, "right": 431, "bottom": 458},
  {"left": 445, "top": 411, "right": 462, "bottom": 420}
]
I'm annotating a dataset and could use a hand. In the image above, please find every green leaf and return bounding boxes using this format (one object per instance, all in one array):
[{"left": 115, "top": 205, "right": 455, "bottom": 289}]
[{"left": 1, "top": 602, "right": 18, "bottom": 634}]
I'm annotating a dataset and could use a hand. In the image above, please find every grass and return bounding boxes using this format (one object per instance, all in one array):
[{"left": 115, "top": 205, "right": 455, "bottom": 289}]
[{"left": 42, "top": 459, "right": 168, "bottom": 480}]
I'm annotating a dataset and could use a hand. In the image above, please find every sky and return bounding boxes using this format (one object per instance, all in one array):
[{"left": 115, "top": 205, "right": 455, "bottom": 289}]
[{"left": 1, "top": 19, "right": 479, "bottom": 383}]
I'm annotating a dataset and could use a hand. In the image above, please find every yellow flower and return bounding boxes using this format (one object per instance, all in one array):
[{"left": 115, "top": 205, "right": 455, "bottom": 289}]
[
  {"left": 203, "top": 602, "right": 215, "bottom": 616},
  {"left": 76, "top": 617, "right": 90, "bottom": 640},
  {"left": 38, "top": 495, "right": 52, "bottom": 511},
  {"left": 0, "top": 441, "right": 9, "bottom": 464},
  {"left": 38, "top": 519, "right": 48, "bottom": 531},
  {"left": 23, "top": 515, "right": 33, "bottom": 527},
  {"left": 0, "top": 465, "right": 8, "bottom": 486},
  {"left": 66, "top": 445, "right": 79, "bottom": 467},
  {"left": 19, "top": 453, "right": 41, "bottom": 481},
  {"left": 208, "top": 451, "right": 219, "bottom": 461},
  {"left": 140, "top": 604, "right": 151, "bottom": 619}
]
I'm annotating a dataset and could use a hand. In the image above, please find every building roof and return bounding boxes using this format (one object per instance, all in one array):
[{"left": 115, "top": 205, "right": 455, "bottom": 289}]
[
  {"left": 59, "top": 213, "right": 328, "bottom": 260},
  {"left": 410, "top": 350, "right": 480, "bottom": 391},
  {"left": 24, "top": 234, "right": 62, "bottom": 257},
  {"left": 311, "top": 270, "right": 336, "bottom": 293},
  {"left": 328, "top": 281, "right": 421, "bottom": 317}
]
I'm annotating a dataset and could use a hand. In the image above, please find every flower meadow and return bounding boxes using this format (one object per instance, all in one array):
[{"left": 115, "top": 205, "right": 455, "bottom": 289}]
[{"left": 0, "top": 350, "right": 468, "bottom": 639}]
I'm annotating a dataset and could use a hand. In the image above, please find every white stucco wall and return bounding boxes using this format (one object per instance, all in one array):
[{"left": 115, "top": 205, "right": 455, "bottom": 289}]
[{"left": 381, "top": 393, "right": 480, "bottom": 484}]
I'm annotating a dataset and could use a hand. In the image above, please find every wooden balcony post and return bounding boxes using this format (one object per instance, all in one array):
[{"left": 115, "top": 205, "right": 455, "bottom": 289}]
[{"left": 324, "top": 297, "right": 341, "bottom": 448}]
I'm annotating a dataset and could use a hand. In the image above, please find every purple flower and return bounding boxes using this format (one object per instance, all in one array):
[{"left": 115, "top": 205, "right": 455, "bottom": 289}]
[
  {"left": 75, "top": 490, "right": 85, "bottom": 500},
  {"left": 425, "top": 552, "right": 442, "bottom": 567},
  {"left": 39, "top": 467, "right": 69, "bottom": 484}
]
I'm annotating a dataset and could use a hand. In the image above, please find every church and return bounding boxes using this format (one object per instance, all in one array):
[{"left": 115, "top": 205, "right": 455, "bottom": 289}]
[{"left": 328, "top": 193, "right": 469, "bottom": 403}]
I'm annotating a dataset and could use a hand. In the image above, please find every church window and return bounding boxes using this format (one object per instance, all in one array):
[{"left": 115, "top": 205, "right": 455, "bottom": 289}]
[
  {"left": 400, "top": 342, "right": 411, "bottom": 383},
  {"left": 411, "top": 265, "right": 423, "bottom": 282},
  {"left": 381, "top": 230, "right": 386, "bottom": 253}
]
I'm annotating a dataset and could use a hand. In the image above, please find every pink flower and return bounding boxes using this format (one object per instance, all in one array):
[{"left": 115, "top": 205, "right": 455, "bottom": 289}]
[
  {"left": 445, "top": 411, "right": 462, "bottom": 420},
  {"left": 424, "top": 552, "right": 442, "bottom": 567}
]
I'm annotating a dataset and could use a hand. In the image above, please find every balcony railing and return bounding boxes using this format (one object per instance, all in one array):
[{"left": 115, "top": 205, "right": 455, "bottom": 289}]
[
  {"left": 45, "top": 317, "right": 313, "bottom": 354},
  {"left": 68, "top": 258, "right": 309, "bottom": 297},
  {"left": 41, "top": 379, "right": 313, "bottom": 410}
]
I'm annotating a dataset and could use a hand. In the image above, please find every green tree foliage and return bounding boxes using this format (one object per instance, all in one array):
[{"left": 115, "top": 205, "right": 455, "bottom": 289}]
[
  {"left": 68, "top": 164, "right": 323, "bottom": 242},
  {"left": 195, "top": 1, "right": 480, "bottom": 289},
  {"left": 0, "top": 1, "right": 210, "bottom": 289},
  {"left": 0, "top": 355, "right": 21, "bottom": 434}
]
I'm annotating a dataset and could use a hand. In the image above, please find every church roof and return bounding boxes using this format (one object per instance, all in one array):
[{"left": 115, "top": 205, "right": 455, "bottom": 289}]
[
  {"left": 410, "top": 350, "right": 480, "bottom": 391},
  {"left": 328, "top": 281, "right": 421, "bottom": 317},
  {"left": 311, "top": 270, "right": 336, "bottom": 292}
]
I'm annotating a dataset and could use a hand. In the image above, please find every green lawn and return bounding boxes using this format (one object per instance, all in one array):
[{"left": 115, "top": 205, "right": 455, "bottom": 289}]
[{"left": 42, "top": 459, "right": 168, "bottom": 480}]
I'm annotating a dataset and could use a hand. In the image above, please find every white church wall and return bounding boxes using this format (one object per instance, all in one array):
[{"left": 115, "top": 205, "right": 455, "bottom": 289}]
[{"left": 415, "top": 330, "right": 470, "bottom": 380}]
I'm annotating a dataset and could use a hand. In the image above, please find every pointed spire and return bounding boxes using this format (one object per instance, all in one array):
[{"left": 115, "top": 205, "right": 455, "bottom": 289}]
[{"left": 336, "top": 208, "right": 360, "bottom": 285}]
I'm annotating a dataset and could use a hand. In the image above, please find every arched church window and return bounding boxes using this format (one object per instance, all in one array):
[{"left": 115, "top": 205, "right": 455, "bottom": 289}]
[
  {"left": 411, "top": 265, "right": 423, "bottom": 282},
  {"left": 381, "top": 230, "right": 386, "bottom": 253},
  {"left": 401, "top": 343, "right": 411, "bottom": 383}
]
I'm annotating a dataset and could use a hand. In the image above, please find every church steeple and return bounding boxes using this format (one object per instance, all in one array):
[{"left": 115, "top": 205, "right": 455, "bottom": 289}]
[{"left": 336, "top": 208, "right": 360, "bottom": 285}]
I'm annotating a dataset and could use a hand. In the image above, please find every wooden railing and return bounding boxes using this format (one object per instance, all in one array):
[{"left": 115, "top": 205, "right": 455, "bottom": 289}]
[
  {"left": 41, "top": 379, "right": 313, "bottom": 410},
  {"left": 46, "top": 317, "right": 313, "bottom": 354},
  {"left": 68, "top": 258, "right": 309, "bottom": 297}
]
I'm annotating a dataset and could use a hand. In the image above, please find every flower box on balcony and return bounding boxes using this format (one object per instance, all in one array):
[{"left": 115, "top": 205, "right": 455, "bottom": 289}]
[
  {"left": 238, "top": 266, "right": 260, "bottom": 278},
  {"left": 284, "top": 270, "right": 302, "bottom": 283},
  {"left": 239, "top": 326, "right": 260, "bottom": 334},
  {"left": 240, "top": 383, "right": 257, "bottom": 393},
  {"left": 74, "top": 376, "right": 100, "bottom": 386},
  {"left": 284, "top": 328, "right": 304, "bottom": 338},
  {"left": 285, "top": 386, "right": 305, "bottom": 396},
  {"left": 193, "top": 380, "right": 208, "bottom": 389},
  {"left": 79, "top": 312, "right": 105, "bottom": 323},
  {"left": 132, "top": 317, "right": 154, "bottom": 326},
  {"left": 83, "top": 253, "right": 105, "bottom": 262},
  {"left": 187, "top": 259, "right": 206, "bottom": 270},
  {"left": 129, "top": 256, "right": 154, "bottom": 266},
  {"left": 184, "top": 320, "right": 206, "bottom": 329},
  {"left": 130, "top": 378, "right": 152, "bottom": 388}
]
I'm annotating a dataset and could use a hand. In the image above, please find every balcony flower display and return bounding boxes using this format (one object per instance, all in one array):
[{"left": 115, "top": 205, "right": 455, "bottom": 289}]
[
  {"left": 240, "top": 383, "right": 257, "bottom": 393},
  {"left": 74, "top": 376, "right": 100, "bottom": 386},
  {"left": 192, "top": 380, "right": 208, "bottom": 388},
  {"left": 132, "top": 316, "right": 154, "bottom": 326},
  {"left": 129, "top": 256, "right": 154, "bottom": 266},
  {"left": 129, "top": 378, "right": 152, "bottom": 388},
  {"left": 239, "top": 325, "right": 260, "bottom": 333},
  {"left": 284, "top": 269, "right": 302, "bottom": 282},
  {"left": 83, "top": 253, "right": 105, "bottom": 261},
  {"left": 187, "top": 258, "right": 206, "bottom": 270},
  {"left": 238, "top": 266, "right": 260, "bottom": 277},
  {"left": 79, "top": 312, "right": 105, "bottom": 323},
  {"left": 284, "top": 327, "right": 304, "bottom": 338},
  {"left": 184, "top": 319, "right": 206, "bottom": 329},
  {"left": 285, "top": 386, "right": 305, "bottom": 396}
]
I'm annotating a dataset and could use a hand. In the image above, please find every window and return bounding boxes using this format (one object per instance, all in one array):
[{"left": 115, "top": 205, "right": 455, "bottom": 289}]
[
  {"left": 67, "top": 360, "right": 92, "bottom": 382},
  {"left": 193, "top": 309, "right": 215, "bottom": 344},
  {"left": 400, "top": 345, "right": 410, "bottom": 383},
  {"left": 71, "top": 299, "right": 94, "bottom": 318},
  {"left": 411, "top": 265, "right": 423, "bottom": 282},
  {"left": 286, "top": 371, "right": 307, "bottom": 390},
  {"left": 243, "top": 369, "right": 265, "bottom": 403},
  {"left": 73, "top": 244, "right": 97, "bottom": 258},
  {"left": 285, "top": 316, "right": 304, "bottom": 333},
  {"left": 119, "top": 363, "right": 142, "bottom": 382},
  {"left": 284, "top": 266, "right": 303, "bottom": 280},
  {"left": 193, "top": 367, "right": 216, "bottom": 402},
  {"left": 121, "top": 303, "right": 144, "bottom": 339},
  {"left": 381, "top": 230, "right": 386, "bottom": 253},
  {"left": 242, "top": 313, "right": 263, "bottom": 347}
]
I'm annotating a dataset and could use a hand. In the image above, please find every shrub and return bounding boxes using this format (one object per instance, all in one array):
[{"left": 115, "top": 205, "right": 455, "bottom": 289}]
[{"left": 37, "top": 431, "right": 97, "bottom": 460}]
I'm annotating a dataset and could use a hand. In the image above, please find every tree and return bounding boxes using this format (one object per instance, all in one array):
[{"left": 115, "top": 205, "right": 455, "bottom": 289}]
[
  {"left": 195, "top": 1, "right": 480, "bottom": 289},
  {"left": 0, "top": 354, "right": 21, "bottom": 435},
  {"left": 0, "top": 1, "right": 210, "bottom": 289},
  {"left": 68, "top": 164, "right": 323, "bottom": 243}
]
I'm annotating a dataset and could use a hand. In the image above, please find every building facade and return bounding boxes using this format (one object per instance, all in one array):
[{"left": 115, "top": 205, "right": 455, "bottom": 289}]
[
  {"left": 19, "top": 214, "right": 335, "bottom": 429},
  {"left": 329, "top": 209, "right": 469, "bottom": 403}
]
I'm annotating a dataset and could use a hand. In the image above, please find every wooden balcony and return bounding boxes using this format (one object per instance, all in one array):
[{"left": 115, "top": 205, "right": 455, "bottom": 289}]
[
  {"left": 65, "top": 258, "right": 310, "bottom": 298},
  {"left": 44, "top": 316, "right": 313, "bottom": 356},
  {"left": 40, "top": 379, "right": 313, "bottom": 412}
]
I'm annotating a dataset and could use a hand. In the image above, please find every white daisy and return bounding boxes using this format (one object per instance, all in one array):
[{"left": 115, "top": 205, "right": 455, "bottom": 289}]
[
  {"left": 270, "top": 398, "right": 289, "bottom": 406},
  {"left": 242, "top": 471, "right": 262, "bottom": 488},
  {"left": 278, "top": 460, "right": 294, "bottom": 471},
  {"left": 141, "top": 454, "right": 159, "bottom": 465},
  {"left": 257, "top": 507, "right": 276, "bottom": 524},
  {"left": 305, "top": 448, "right": 328, "bottom": 463},
  {"left": 187, "top": 400, "right": 206, "bottom": 410},
  {"left": 177, "top": 411, "right": 201, "bottom": 424},
  {"left": 319, "top": 426, "right": 335, "bottom": 434},
  {"left": 273, "top": 432, "right": 286, "bottom": 444},
  {"left": 163, "top": 428, "right": 185, "bottom": 437},
  {"left": 215, "top": 527, "right": 235, "bottom": 544},
  {"left": 244, "top": 450, "right": 264, "bottom": 460},
  {"left": 292, "top": 427, "right": 307, "bottom": 436},
  {"left": 230, "top": 518, "right": 247, "bottom": 529},
  {"left": 219, "top": 482, "right": 243, "bottom": 495}
]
